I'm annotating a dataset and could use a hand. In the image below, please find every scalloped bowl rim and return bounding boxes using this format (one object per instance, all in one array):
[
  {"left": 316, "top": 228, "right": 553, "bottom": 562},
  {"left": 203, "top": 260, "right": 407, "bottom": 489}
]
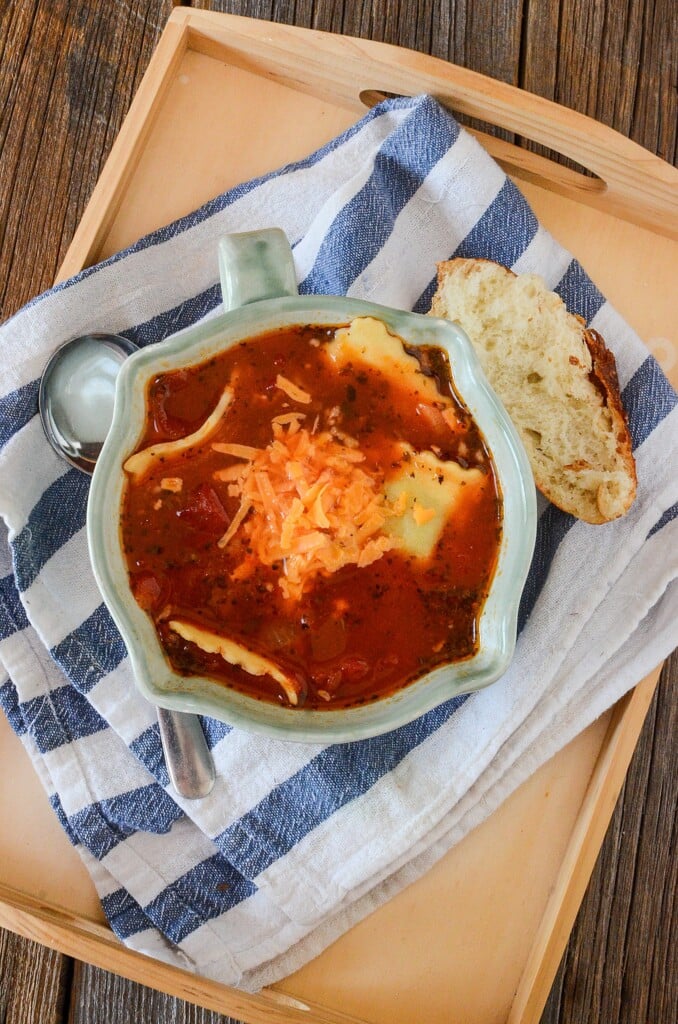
[{"left": 87, "top": 296, "right": 537, "bottom": 743}]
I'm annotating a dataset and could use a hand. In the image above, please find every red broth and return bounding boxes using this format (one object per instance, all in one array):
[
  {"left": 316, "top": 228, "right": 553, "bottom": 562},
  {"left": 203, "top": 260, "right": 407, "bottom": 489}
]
[{"left": 120, "top": 321, "right": 502, "bottom": 710}]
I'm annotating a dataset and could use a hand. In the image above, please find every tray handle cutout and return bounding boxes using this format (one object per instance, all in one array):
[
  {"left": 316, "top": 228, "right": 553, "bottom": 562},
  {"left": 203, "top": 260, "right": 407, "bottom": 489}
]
[
  {"left": 178, "top": 11, "right": 677, "bottom": 240},
  {"left": 356, "top": 85, "right": 677, "bottom": 242}
]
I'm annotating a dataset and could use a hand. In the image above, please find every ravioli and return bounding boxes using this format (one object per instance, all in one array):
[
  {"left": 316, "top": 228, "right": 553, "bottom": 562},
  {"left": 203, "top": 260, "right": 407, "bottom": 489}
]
[
  {"left": 168, "top": 618, "right": 300, "bottom": 705},
  {"left": 383, "top": 444, "right": 484, "bottom": 560},
  {"left": 326, "top": 316, "right": 444, "bottom": 405}
]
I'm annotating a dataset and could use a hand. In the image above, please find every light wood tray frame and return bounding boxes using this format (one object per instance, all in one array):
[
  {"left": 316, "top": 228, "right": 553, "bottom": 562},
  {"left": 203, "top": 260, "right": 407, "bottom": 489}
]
[{"left": 1, "top": 10, "right": 676, "bottom": 1024}]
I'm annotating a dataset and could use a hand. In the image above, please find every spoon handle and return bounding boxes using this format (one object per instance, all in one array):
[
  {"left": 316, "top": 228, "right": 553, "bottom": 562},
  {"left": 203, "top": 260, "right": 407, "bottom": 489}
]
[{"left": 157, "top": 708, "right": 215, "bottom": 799}]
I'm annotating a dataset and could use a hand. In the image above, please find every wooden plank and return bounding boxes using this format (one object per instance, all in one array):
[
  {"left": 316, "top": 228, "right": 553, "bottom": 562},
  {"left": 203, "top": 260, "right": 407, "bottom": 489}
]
[
  {"left": 69, "top": 961, "right": 241, "bottom": 1024},
  {"left": 0, "top": 0, "right": 175, "bottom": 318},
  {"left": 0, "top": 929, "right": 70, "bottom": 1024},
  {"left": 522, "top": 0, "right": 677, "bottom": 169}
]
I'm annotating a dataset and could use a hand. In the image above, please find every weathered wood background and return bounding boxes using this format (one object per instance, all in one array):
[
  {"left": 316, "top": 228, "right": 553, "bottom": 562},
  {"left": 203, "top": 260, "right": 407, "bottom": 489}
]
[{"left": 0, "top": 1, "right": 675, "bottom": 1022}]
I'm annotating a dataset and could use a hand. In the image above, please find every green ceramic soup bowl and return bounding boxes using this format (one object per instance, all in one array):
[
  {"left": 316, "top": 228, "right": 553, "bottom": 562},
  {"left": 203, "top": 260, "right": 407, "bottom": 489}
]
[{"left": 87, "top": 229, "right": 536, "bottom": 743}]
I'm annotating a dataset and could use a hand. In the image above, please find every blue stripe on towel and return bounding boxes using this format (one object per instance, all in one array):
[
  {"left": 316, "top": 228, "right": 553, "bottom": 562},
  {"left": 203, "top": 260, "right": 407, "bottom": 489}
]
[
  {"left": 50, "top": 604, "right": 127, "bottom": 693},
  {"left": 0, "top": 677, "right": 26, "bottom": 736},
  {"left": 0, "top": 380, "right": 39, "bottom": 452},
  {"left": 101, "top": 887, "right": 153, "bottom": 939},
  {"left": 623, "top": 356, "right": 677, "bottom": 450},
  {"left": 128, "top": 719, "right": 231, "bottom": 788},
  {"left": 144, "top": 854, "right": 256, "bottom": 943},
  {"left": 129, "top": 723, "right": 170, "bottom": 787},
  {"left": 518, "top": 505, "right": 575, "bottom": 631},
  {"left": 102, "top": 855, "right": 258, "bottom": 942},
  {"left": 49, "top": 793, "right": 80, "bottom": 846},
  {"left": 12, "top": 468, "right": 90, "bottom": 592},
  {"left": 649, "top": 502, "right": 678, "bottom": 539},
  {"left": 123, "top": 284, "right": 222, "bottom": 350},
  {"left": 69, "top": 784, "right": 184, "bottom": 859},
  {"left": 20, "top": 685, "right": 107, "bottom": 753},
  {"left": 300, "top": 97, "right": 459, "bottom": 296},
  {"left": 0, "top": 572, "right": 29, "bottom": 639},
  {"left": 455, "top": 178, "right": 539, "bottom": 266},
  {"left": 201, "top": 715, "right": 231, "bottom": 749},
  {"left": 554, "top": 260, "right": 605, "bottom": 323},
  {"left": 216, "top": 694, "right": 468, "bottom": 879},
  {"left": 412, "top": 177, "right": 539, "bottom": 313}
]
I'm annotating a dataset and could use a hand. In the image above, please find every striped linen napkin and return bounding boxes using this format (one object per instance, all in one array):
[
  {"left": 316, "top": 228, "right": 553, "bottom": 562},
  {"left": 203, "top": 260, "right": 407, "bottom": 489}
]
[{"left": 0, "top": 95, "right": 676, "bottom": 990}]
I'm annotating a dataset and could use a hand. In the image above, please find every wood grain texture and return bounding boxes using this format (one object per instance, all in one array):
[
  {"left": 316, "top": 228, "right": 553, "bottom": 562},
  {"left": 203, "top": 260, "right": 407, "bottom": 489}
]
[
  {"left": 0, "top": 0, "right": 173, "bottom": 319},
  {"left": 522, "top": 0, "right": 678, "bottom": 168},
  {"left": 0, "top": 2, "right": 675, "bottom": 1023},
  {"left": 0, "top": 929, "right": 71, "bottom": 1024},
  {"left": 68, "top": 960, "right": 242, "bottom": 1024}
]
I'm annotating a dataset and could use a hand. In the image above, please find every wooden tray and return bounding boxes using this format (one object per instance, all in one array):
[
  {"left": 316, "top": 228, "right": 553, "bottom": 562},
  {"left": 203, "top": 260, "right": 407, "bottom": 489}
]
[{"left": 1, "top": 9, "right": 676, "bottom": 1024}]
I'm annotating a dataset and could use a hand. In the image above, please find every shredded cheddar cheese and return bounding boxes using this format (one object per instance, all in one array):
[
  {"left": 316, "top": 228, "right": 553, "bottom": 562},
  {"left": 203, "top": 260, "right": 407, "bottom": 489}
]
[
  {"left": 275, "top": 375, "right": 312, "bottom": 404},
  {"left": 412, "top": 505, "right": 437, "bottom": 526},
  {"left": 160, "top": 477, "right": 183, "bottom": 493},
  {"left": 216, "top": 415, "right": 398, "bottom": 600},
  {"left": 272, "top": 411, "right": 306, "bottom": 432},
  {"left": 212, "top": 442, "right": 261, "bottom": 460}
]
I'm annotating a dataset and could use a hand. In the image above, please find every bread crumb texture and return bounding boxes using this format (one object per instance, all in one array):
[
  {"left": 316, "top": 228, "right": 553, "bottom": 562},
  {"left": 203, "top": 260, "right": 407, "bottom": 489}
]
[{"left": 428, "top": 258, "right": 636, "bottom": 523}]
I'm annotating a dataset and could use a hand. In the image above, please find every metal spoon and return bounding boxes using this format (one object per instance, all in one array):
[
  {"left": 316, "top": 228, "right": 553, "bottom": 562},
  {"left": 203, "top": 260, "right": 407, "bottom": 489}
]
[{"left": 38, "top": 333, "right": 215, "bottom": 799}]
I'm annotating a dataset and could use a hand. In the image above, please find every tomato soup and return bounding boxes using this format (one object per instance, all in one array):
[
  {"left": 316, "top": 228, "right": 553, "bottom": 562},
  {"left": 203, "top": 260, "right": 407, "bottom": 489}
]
[{"left": 120, "top": 317, "right": 502, "bottom": 710}]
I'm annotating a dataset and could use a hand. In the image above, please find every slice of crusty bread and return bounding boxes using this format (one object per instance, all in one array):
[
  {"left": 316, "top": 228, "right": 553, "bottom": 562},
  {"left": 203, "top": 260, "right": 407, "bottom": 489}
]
[{"left": 428, "top": 258, "right": 636, "bottom": 523}]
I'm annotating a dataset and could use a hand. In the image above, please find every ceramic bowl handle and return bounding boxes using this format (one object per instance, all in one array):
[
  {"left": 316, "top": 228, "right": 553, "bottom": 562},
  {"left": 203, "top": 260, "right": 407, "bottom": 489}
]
[{"left": 218, "top": 229, "right": 299, "bottom": 312}]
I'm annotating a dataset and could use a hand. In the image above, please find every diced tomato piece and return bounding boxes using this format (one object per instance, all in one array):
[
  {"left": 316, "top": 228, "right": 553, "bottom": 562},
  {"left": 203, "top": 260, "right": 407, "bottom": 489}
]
[
  {"left": 339, "top": 656, "right": 370, "bottom": 684},
  {"left": 310, "top": 615, "right": 347, "bottom": 662},
  {"left": 176, "top": 484, "right": 230, "bottom": 535},
  {"left": 311, "top": 655, "right": 370, "bottom": 697},
  {"left": 415, "top": 402, "right": 447, "bottom": 433},
  {"left": 131, "top": 571, "right": 165, "bottom": 612},
  {"left": 376, "top": 653, "right": 399, "bottom": 671},
  {"left": 310, "top": 667, "right": 343, "bottom": 694}
]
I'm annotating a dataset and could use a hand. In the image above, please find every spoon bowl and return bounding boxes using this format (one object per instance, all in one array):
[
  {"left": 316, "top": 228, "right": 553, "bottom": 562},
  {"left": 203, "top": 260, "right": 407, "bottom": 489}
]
[{"left": 39, "top": 333, "right": 138, "bottom": 473}]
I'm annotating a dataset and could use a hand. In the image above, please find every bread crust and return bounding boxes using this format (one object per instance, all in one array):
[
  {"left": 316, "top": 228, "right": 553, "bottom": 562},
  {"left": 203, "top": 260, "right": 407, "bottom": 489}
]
[
  {"left": 582, "top": 327, "right": 637, "bottom": 510},
  {"left": 428, "top": 258, "right": 637, "bottom": 523}
]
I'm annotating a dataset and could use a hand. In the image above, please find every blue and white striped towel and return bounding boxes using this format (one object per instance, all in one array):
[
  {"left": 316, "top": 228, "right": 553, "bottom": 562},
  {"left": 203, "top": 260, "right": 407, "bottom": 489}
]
[{"left": 0, "top": 95, "right": 676, "bottom": 990}]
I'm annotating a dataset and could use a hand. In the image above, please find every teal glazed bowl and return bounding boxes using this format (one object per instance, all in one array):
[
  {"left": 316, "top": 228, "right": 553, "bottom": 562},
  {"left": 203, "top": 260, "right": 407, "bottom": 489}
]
[{"left": 87, "top": 229, "right": 537, "bottom": 743}]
